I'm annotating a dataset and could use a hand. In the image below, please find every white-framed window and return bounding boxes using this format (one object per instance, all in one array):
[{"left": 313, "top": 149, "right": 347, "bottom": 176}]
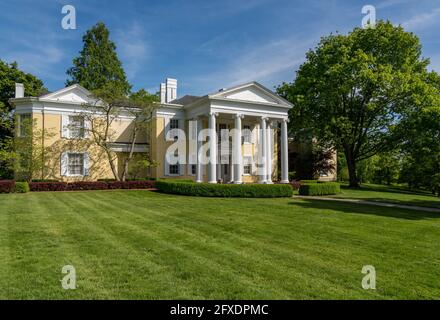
[
  {"left": 169, "top": 164, "right": 180, "bottom": 175},
  {"left": 69, "top": 115, "right": 85, "bottom": 139},
  {"left": 19, "top": 113, "right": 31, "bottom": 137},
  {"left": 243, "top": 125, "right": 252, "bottom": 143},
  {"left": 68, "top": 153, "right": 84, "bottom": 175},
  {"left": 243, "top": 156, "right": 252, "bottom": 175},
  {"left": 61, "top": 152, "right": 89, "bottom": 176},
  {"left": 170, "top": 119, "right": 179, "bottom": 130},
  {"left": 170, "top": 119, "right": 179, "bottom": 141}
]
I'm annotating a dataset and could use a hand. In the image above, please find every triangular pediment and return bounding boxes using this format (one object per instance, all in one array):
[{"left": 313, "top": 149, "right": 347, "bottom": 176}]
[
  {"left": 40, "top": 84, "right": 95, "bottom": 104},
  {"left": 209, "top": 82, "right": 292, "bottom": 108}
]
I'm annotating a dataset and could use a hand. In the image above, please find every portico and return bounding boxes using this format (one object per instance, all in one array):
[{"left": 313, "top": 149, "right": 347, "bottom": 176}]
[{"left": 159, "top": 81, "right": 293, "bottom": 184}]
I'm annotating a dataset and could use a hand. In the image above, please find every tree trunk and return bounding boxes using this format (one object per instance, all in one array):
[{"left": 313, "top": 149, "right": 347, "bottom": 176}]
[
  {"left": 121, "top": 129, "right": 137, "bottom": 182},
  {"left": 105, "top": 149, "right": 120, "bottom": 181},
  {"left": 344, "top": 149, "right": 360, "bottom": 188}
]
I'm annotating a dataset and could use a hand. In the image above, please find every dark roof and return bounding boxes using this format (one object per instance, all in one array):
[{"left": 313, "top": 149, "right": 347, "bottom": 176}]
[{"left": 169, "top": 95, "right": 201, "bottom": 105}]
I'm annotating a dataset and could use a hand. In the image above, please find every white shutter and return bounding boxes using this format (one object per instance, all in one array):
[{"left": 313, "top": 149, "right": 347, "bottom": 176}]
[
  {"left": 83, "top": 153, "right": 90, "bottom": 176},
  {"left": 61, "top": 152, "right": 68, "bottom": 176},
  {"left": 84, "top": 118, "right": 91, "bottom": 138},
  {"left": 188, "top": 120, "right": 197, "bottom": 175},
  {"left": 164, "top": 117, "right": 170, "bottom": 141},
  {"left": 164, "top": 157, "right": 170, "bottom": 176},
  {"left": 179, "top": 119, "right": 185, "bottom": 175},
  {"left": 61, "top": 115, "right": 69, "bottom": 138}
]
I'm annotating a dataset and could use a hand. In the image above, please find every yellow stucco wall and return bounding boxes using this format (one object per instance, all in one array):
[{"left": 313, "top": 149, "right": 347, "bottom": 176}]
[
  {"left": 21, "top": 112, "right": 150, "bottom": 181},
  {"left": 21, "top": 112, "right": 282, "bottom": 183}
]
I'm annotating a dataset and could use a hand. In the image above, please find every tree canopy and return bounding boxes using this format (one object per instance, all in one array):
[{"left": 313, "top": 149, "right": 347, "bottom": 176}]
[
  {"left": 66, "top": 22, "right": 131, "bottom": 95},
  {"left": 0, "top": 60, "right": 46, "bottom": 178},
  {"left": 278, "top": 21, "right": 438, "bottom": 187}
]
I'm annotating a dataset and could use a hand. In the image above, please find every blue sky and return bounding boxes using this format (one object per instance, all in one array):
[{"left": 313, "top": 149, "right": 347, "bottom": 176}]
[{"left": 0, "top": 0, "right": 439, "bottom": 96}]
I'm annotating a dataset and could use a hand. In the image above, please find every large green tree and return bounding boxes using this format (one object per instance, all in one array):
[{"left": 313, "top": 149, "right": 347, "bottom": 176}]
[
  {"left": 278, "top": 21, "right": 437, "bottom": 187},
  {"left": 66, "top": 22, "right": 131, "bottom": 94},
  {"left": 0, "top": 60, "right": 46, "bottom": 178},
  {"left": 399, "top": 71, "right": 440, "bottom": 195}
]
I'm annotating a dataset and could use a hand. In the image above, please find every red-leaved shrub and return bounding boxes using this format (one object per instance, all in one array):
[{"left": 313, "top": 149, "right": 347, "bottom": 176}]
[
  {"left": 66, "top": 181, "right": 109, "bottom": 191},
  {"left": 29, "top": 180, "right": 155, "bottom": 192},
  {"left": 29, "top": 182, "right": 68, "bottom": 191},
  {"left": 290, "top": 180, "right": 301, "bottom": 190},
  {"left": 0, "top": 180, "right": 15, "bottom": 193}
]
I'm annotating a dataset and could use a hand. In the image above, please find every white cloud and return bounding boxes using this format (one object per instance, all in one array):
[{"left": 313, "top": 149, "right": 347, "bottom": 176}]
[
  {"left": 191, "top": 35, "right": 315, "bottom": 92},
  {"left": 1, "top": 38, "right": 65, "bottom": 81},
  {"left": 115, "top": 23, "right": 149, "bottom": 80},
  {"left": 402, "top": 8, "right": 440, "bottom": 31},
  {"left": 376, "top": 0, "right": 413, "bottom": 9}
]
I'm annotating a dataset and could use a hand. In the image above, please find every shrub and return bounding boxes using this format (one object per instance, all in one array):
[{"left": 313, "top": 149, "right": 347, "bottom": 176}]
[
  {"left": 66, "top": 181, "right": 109, "bottom": 191},
  {"left": 29, "top": 180, "right": 156, "bottom": 192},
  {"left": 298, "top": 182, "right": 341, "bottom": 196},
  {"left": 15, "top": 182, "right": 30, "bottom": 193},
  {"left": 31, "top": 179, "right": 60, "bottom": 183},
  {"left": 111, "top": 180, "right": 156, "bottom": 189},
  {"left": 30, "top": 182, "right": 68, "bottom": 192},
  {"left": 0, "top": 180, "right": 15, "bottom": 193},
  {"left": 288, "top": 171, "right": 296, "bottom": 181},
  {"left": 158, "top": 178, "right": 194, "bottom": 183},
  {"left": 301, "top": 180, "right": 319, "bottom": 184},
  {"left": 156, "top": 181, "right": 293, "bottom": 198},
  {"left": 289, "top": 180, "right": 301, "bottom": 190}
]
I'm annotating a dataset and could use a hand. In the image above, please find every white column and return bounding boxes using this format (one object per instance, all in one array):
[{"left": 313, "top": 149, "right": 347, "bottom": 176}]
[
  {"left": 229, "top": 161, "right": 234, "bottom": 183},
  {"left": 266, "top": 120, "right": 273, "bottom": 184},
  {"left": 233, "top": 114, "right": 243, "bottom": 184},
  {"left": 208, "top": 112, "right": 217, "bottom": 183},
  {"left": 196, "top": 117, "right": 203, "bottom": 183},
  {"left": 280, "top": 118, "right": 289, "bottom": 183},
  {"left": 259, "top": 117, "right": 267, "bottom": 184}
]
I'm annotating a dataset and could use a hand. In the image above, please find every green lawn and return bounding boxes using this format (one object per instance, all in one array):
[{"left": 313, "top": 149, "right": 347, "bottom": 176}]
[
  {"left": 332, "top": 183, "right": 440, "bottom": 209},
  {"left": 1, "top": 190, "right": 440, "bottom": 299}
]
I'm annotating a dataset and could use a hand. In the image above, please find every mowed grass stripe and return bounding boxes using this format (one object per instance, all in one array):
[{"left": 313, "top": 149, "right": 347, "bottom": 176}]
[
  {"left": 2, "top": 190, "right": 440, "bottom": 299},
  {"left": 56, "top": 191, "right": 440, "bottom": 299},
  {"left": 5, "top": 192, "right": 116, "bottom": 299},
  {"left": 70, "top": 192, "right": 387, "bottom": 298},
  {"left": 68, "top": 191, "right": 300, "bottom": 298},
  {"left": 46, "top": 191, "right": 192, "bottom": 299}
]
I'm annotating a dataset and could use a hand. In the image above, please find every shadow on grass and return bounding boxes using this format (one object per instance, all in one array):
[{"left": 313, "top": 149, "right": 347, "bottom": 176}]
[
  {"left": 341, "top": 184, "right": 434, "bottom": 197},
  {"left": 289, "top": 198, "right": 440, "bottom": 221},
  {"left": 338, "top": 185, "right": 440, "bottom": 209}
]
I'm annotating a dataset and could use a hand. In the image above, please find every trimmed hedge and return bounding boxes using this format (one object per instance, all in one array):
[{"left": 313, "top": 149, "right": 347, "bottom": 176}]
[
  {"left": 15, "top": 182, "right": 30, "bottom": 193},
  {"left": 300, "top": 180, "right": 319, "bottom": 184},
  {"left": 29, "top": 180, "right": 155, "bottom": 192},
  {"left": 29, "top": 182, "right": 67, "bottom": 192},
  {"left": 158, "top": 178, "right": 194, "bottom": 183},
  {"left": 0, "top": 180, "right": 15, "bottom": 193},
  {"left": 156, "top": 181, "right": 293, "bottom": 198},
  {"left": 298, "top": 182, "right": 341, "bottom": 196}
]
